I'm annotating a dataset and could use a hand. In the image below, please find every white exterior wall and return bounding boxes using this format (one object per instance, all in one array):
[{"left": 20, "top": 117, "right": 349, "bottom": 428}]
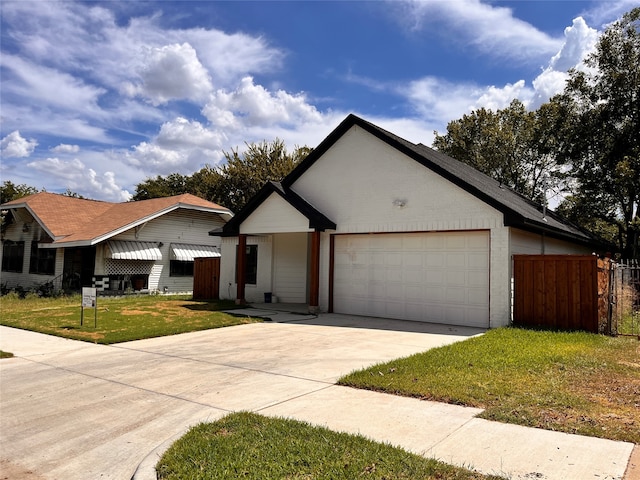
[
  {"left": 241, "top": 194, "right": 312, "bottom": 234},
  {"left": 291, "top": 126, "right": 510, "bottom": 327},
  {"left": 510, "top": 228, "right": 592, "bottom": 255},
  {"left": 272, "top": 233, "right": 308, "bottom": 303},
  {"left": 107, "top": 209, "right": 226, "bottom": 293},
  {"left": 219, "top": 235, "right": 273, "bottom": 302},
  {"left": 0, "top": 213, "right": 63, "bottom": 290}
]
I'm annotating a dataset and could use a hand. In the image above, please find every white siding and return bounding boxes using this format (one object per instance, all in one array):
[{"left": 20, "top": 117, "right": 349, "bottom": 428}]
[
  {"left": 510, "top": 228, "right": 592, "bottom": 255},
  {"left": 272, "top": 233, "right": 308, "bottom": 303},
  {"left": 0, "top": 215, "right": 61, "bottom": 290},
  {"left": 241, "top": 193, "right": 312, "bottom": 234},
  {"left": 219, "top": 235, "right": 273, "bottom": 303},
  {"left": 105, "top": 209, "right": 226, "bottom": 293}
]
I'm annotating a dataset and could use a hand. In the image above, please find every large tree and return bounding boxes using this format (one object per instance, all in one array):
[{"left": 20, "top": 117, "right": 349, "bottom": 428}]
[
  {"left": 131, "top": 173, "right": 192, "bottom": 201},
  {"left": 432, "top": 99, "right": 564, "bottom": 204},
  {"left": 210, "top": 139, "right": 310, "bottom": 213},
  {"left": 0, "top": 180, "right": 39, "bottom": 204},
  {"left": 131, "top": 139, "right": 310, "bottom": 213},
  {"left": 557, "top": 7, "right": 639, "bottom": 258}
]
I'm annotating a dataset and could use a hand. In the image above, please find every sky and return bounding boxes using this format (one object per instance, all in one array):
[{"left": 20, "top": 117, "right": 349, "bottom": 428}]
[{"left": 0, "top": 0, "right": 637, "bottom": 204}]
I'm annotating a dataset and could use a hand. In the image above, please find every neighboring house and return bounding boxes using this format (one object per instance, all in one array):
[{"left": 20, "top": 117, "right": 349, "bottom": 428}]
[
  {"left": 1, "top": 193, "right": 232, "bottom": 294},
  {"left": 217, "top": 114, "right": 608, "bottom": 329}
]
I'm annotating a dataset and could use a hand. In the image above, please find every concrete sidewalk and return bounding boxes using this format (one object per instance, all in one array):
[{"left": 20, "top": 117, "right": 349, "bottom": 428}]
[{"left": 0, "top": 318, "right": 635, "bottom": 480}]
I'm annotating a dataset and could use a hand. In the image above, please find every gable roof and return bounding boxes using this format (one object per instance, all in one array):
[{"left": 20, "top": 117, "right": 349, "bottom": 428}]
[
  {"left": 219, "top": 181, "right": 336, "bottom": 236},
  {"left": 280, "top": 114, "right": 608, "bottom": 249},
  {"left": 2, "top": 192, "right": 232, "bottom": 247}
]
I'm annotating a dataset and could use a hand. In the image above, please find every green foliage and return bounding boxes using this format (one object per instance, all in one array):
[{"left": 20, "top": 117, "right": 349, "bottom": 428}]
[
  {"left": 131, "top": 173, "right": 192, "bottom": 201},
  {"left": 210, "top": 139, "right": 310, "bottom": 213},
  {"left": 131, "top": 139, "right": 309, "bottom": 212},
  {"left": 557, "top": 7, "right": 640, "bottom": 258},
  {"left": 432, "top": 8, "right": 639, "bottom": 257},
  {"left": 157, "top": 412, "right": 501, "bottom": 480},
  {"left": 433, "top": 99, "right": 563, "bottom": 203},
  {"left": 0, "top": 180, "right": 40, "bottom": 204},
  {"left": 339, "top": 328, "right": 640, "bottom": 443}
]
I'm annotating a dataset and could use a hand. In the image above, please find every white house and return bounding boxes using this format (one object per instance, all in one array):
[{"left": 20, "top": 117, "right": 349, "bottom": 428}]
[
  {"left": 1, "top": 192, "right": 232, "bottom": 294},
  {"left": 216, "top": 114, "right": 607, "bottom": 329}
]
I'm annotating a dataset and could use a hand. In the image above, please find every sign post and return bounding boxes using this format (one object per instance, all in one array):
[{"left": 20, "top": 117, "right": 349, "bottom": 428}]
[{"left": 81, "top": 287, "right": 98, "bottom": 328}]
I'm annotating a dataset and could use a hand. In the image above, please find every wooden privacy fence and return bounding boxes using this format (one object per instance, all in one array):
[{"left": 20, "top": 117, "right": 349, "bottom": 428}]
[
  {"left": 513, "top": 255, "right": 609, "bottom": 333},
  {"left": 193, "top": 257, "right": 220, "bottom": 300}
]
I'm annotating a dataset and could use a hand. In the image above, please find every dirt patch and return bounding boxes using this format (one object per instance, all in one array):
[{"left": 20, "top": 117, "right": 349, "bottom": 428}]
[
  {"left": 120, "top": 309, "right": 160, "bottom": 316},
  {"left": 619, "top": 361, "right": 640, "bottom": 369},
  {"left": 625, "top": 444, "right": 640, "bottom": 480}
]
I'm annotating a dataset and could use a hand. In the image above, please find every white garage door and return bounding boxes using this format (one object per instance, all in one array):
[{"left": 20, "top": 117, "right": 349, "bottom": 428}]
[{"left": 333, "top": 231, "right": 489, "bottom": 327}]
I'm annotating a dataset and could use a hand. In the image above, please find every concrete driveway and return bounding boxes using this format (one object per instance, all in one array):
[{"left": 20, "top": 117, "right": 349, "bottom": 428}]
[
  {"left": 2, "top": 315, "right": 635, "bottom": 480},
  {"left": 0, "top": 315, "right": 482, "bottom": 479}
]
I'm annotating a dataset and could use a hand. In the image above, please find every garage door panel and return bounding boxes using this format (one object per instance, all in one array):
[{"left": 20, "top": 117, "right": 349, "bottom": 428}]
[
  {"left": 446, "top": 252, "right": 466, "bottom": 267},
  {"left": 468, "top": 287, "right": 489, "bottom": 305},
  {"left": 333, "top": 232, "right": 489, "bottom": 327}
]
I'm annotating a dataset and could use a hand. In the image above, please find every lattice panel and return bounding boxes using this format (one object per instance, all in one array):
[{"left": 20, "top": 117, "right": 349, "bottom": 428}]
[{"left": 105, "top": 259, "right": 154, "bottom": 275}]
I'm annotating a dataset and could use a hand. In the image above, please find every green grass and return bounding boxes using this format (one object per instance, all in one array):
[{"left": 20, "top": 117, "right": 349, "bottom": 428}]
[
  {"left": 339, "top": 327, "right": 640, "bottom": 444},
  {"left": 156, "top": 412, "right": 504, "bottom": 480},
  {"left": 0, "top": 350, "right": 14, "bottom": 358},
  {"left": 0, "top": 294, "right": 260, "bottom": 344}
]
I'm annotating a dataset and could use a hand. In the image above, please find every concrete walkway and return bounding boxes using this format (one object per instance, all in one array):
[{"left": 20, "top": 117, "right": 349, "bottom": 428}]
[{"left": 0, "top": 316, "right": 635, "bottom": 480}]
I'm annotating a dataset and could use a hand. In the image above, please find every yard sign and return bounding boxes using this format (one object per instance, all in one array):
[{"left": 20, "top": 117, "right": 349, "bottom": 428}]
[{"left": 81, "top": 287, "right": 97, "bottom": 328}]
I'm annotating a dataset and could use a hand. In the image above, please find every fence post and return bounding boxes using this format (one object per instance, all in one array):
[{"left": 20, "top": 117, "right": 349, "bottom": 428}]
[{"left": 607, "top": 259, "right": 615, "bottom": 336}]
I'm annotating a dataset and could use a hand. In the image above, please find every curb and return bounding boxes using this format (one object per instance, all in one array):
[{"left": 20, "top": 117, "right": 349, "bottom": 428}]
[{"left": 131, "top": 430, "right": 188, "bottom": 480}]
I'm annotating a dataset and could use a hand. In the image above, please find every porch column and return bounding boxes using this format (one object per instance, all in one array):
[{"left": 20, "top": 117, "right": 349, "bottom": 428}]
[
  {"left": 236, "top": 234, "right": 247, "bottom": 305},
  {"left": 309, "top": 230, "right": 321, "bottom": 314}
]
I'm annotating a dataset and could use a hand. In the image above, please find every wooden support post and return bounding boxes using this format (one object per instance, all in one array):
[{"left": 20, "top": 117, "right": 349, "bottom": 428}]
[{"left": 309, "top": 230, "right": 320, "bottom": 314}]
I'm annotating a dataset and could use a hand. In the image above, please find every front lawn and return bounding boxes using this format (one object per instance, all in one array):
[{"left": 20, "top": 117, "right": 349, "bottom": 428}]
[
  {"left": 0, "top": 294, "right": 260, "bottom": 344},
  {"left": 156, "top": 412, "right": 504, "bottom": 480},
  {"left": 339, "top": 327, "right": 640, "bottom": 444}
]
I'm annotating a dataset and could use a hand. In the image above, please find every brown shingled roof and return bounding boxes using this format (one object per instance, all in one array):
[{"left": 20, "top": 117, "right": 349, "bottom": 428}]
[{"left": 2, "top": 192, "right": 232, "bottom": 245}]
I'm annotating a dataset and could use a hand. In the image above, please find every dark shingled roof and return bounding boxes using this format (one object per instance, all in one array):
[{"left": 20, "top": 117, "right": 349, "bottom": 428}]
[{"left": 221, "top": 114, "right": 610, "bottom": 249}]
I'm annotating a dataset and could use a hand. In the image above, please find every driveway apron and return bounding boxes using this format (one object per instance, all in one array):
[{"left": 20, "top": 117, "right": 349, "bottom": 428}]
[{"left": 0, "top": 317, "right": 634, "bottom": 480}]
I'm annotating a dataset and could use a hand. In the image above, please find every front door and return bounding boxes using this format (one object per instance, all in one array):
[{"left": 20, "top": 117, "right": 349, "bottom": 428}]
[{"left": 63, "top": 247, "right": 96, "bottom": 291}]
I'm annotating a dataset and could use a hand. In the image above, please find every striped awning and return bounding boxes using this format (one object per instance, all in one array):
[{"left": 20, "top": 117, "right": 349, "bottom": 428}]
[
  {"left": 106, "top": 240, "right": 162, "bottom": 261},
  {"left": 170, "top": 243, "right": 220, "bottom": 261}
]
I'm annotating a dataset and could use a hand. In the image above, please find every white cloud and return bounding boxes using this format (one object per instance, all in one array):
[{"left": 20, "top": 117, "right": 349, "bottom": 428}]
[
  {"left": 124, "top": 117, "right": 228, "bottom": 174},
  {"left": 1, "top": 131, "right": 38, "bottom": 158},
  {"left": 474, "top": 80, "right": 531, "bottom": 111},
  {"left": 203, "top": 76, "right": 324, "bottom": 128},
  {"left": 26, "top": 157, "right": 130, "bottom": 202},
  {"left": 0, "top": 54, "right": 106, "bottom": 114},
  {"left": 584, "top": 0, "right": 639, "bottom": 27},
  {"left": 530, "top": 17, "right": 599, "bottom": 108},
  {"left": 51, "top": 144, "right": 80, "bottom": 154},
  {"left": 401, "top": 15, "right": 600, "bottom": 122},
  {"left": 397, "top": 0, "right": 562, "bottom": 62},
  {"left": 123, "top": 43, "right": 213, "bottom": 105},
  {"left": 155, "top": 117, "right": 225, "bottom": 149},
  {"left": 402, "top": 77, "right": 484, "bottom": 125}
]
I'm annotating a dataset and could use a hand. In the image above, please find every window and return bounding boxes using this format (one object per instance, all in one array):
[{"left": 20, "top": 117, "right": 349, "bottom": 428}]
[
  {"left": 29, "top": 242, "right": 56, "bottom": 275},
  {"left": 1, "top": 240, "right": 25, "bottom": 273},
  {"left": 236, "top": 244, "right": 258, "bottom": 285},
  {"left": 170, "top": 260, "right": 194, "bottom": 277}
]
